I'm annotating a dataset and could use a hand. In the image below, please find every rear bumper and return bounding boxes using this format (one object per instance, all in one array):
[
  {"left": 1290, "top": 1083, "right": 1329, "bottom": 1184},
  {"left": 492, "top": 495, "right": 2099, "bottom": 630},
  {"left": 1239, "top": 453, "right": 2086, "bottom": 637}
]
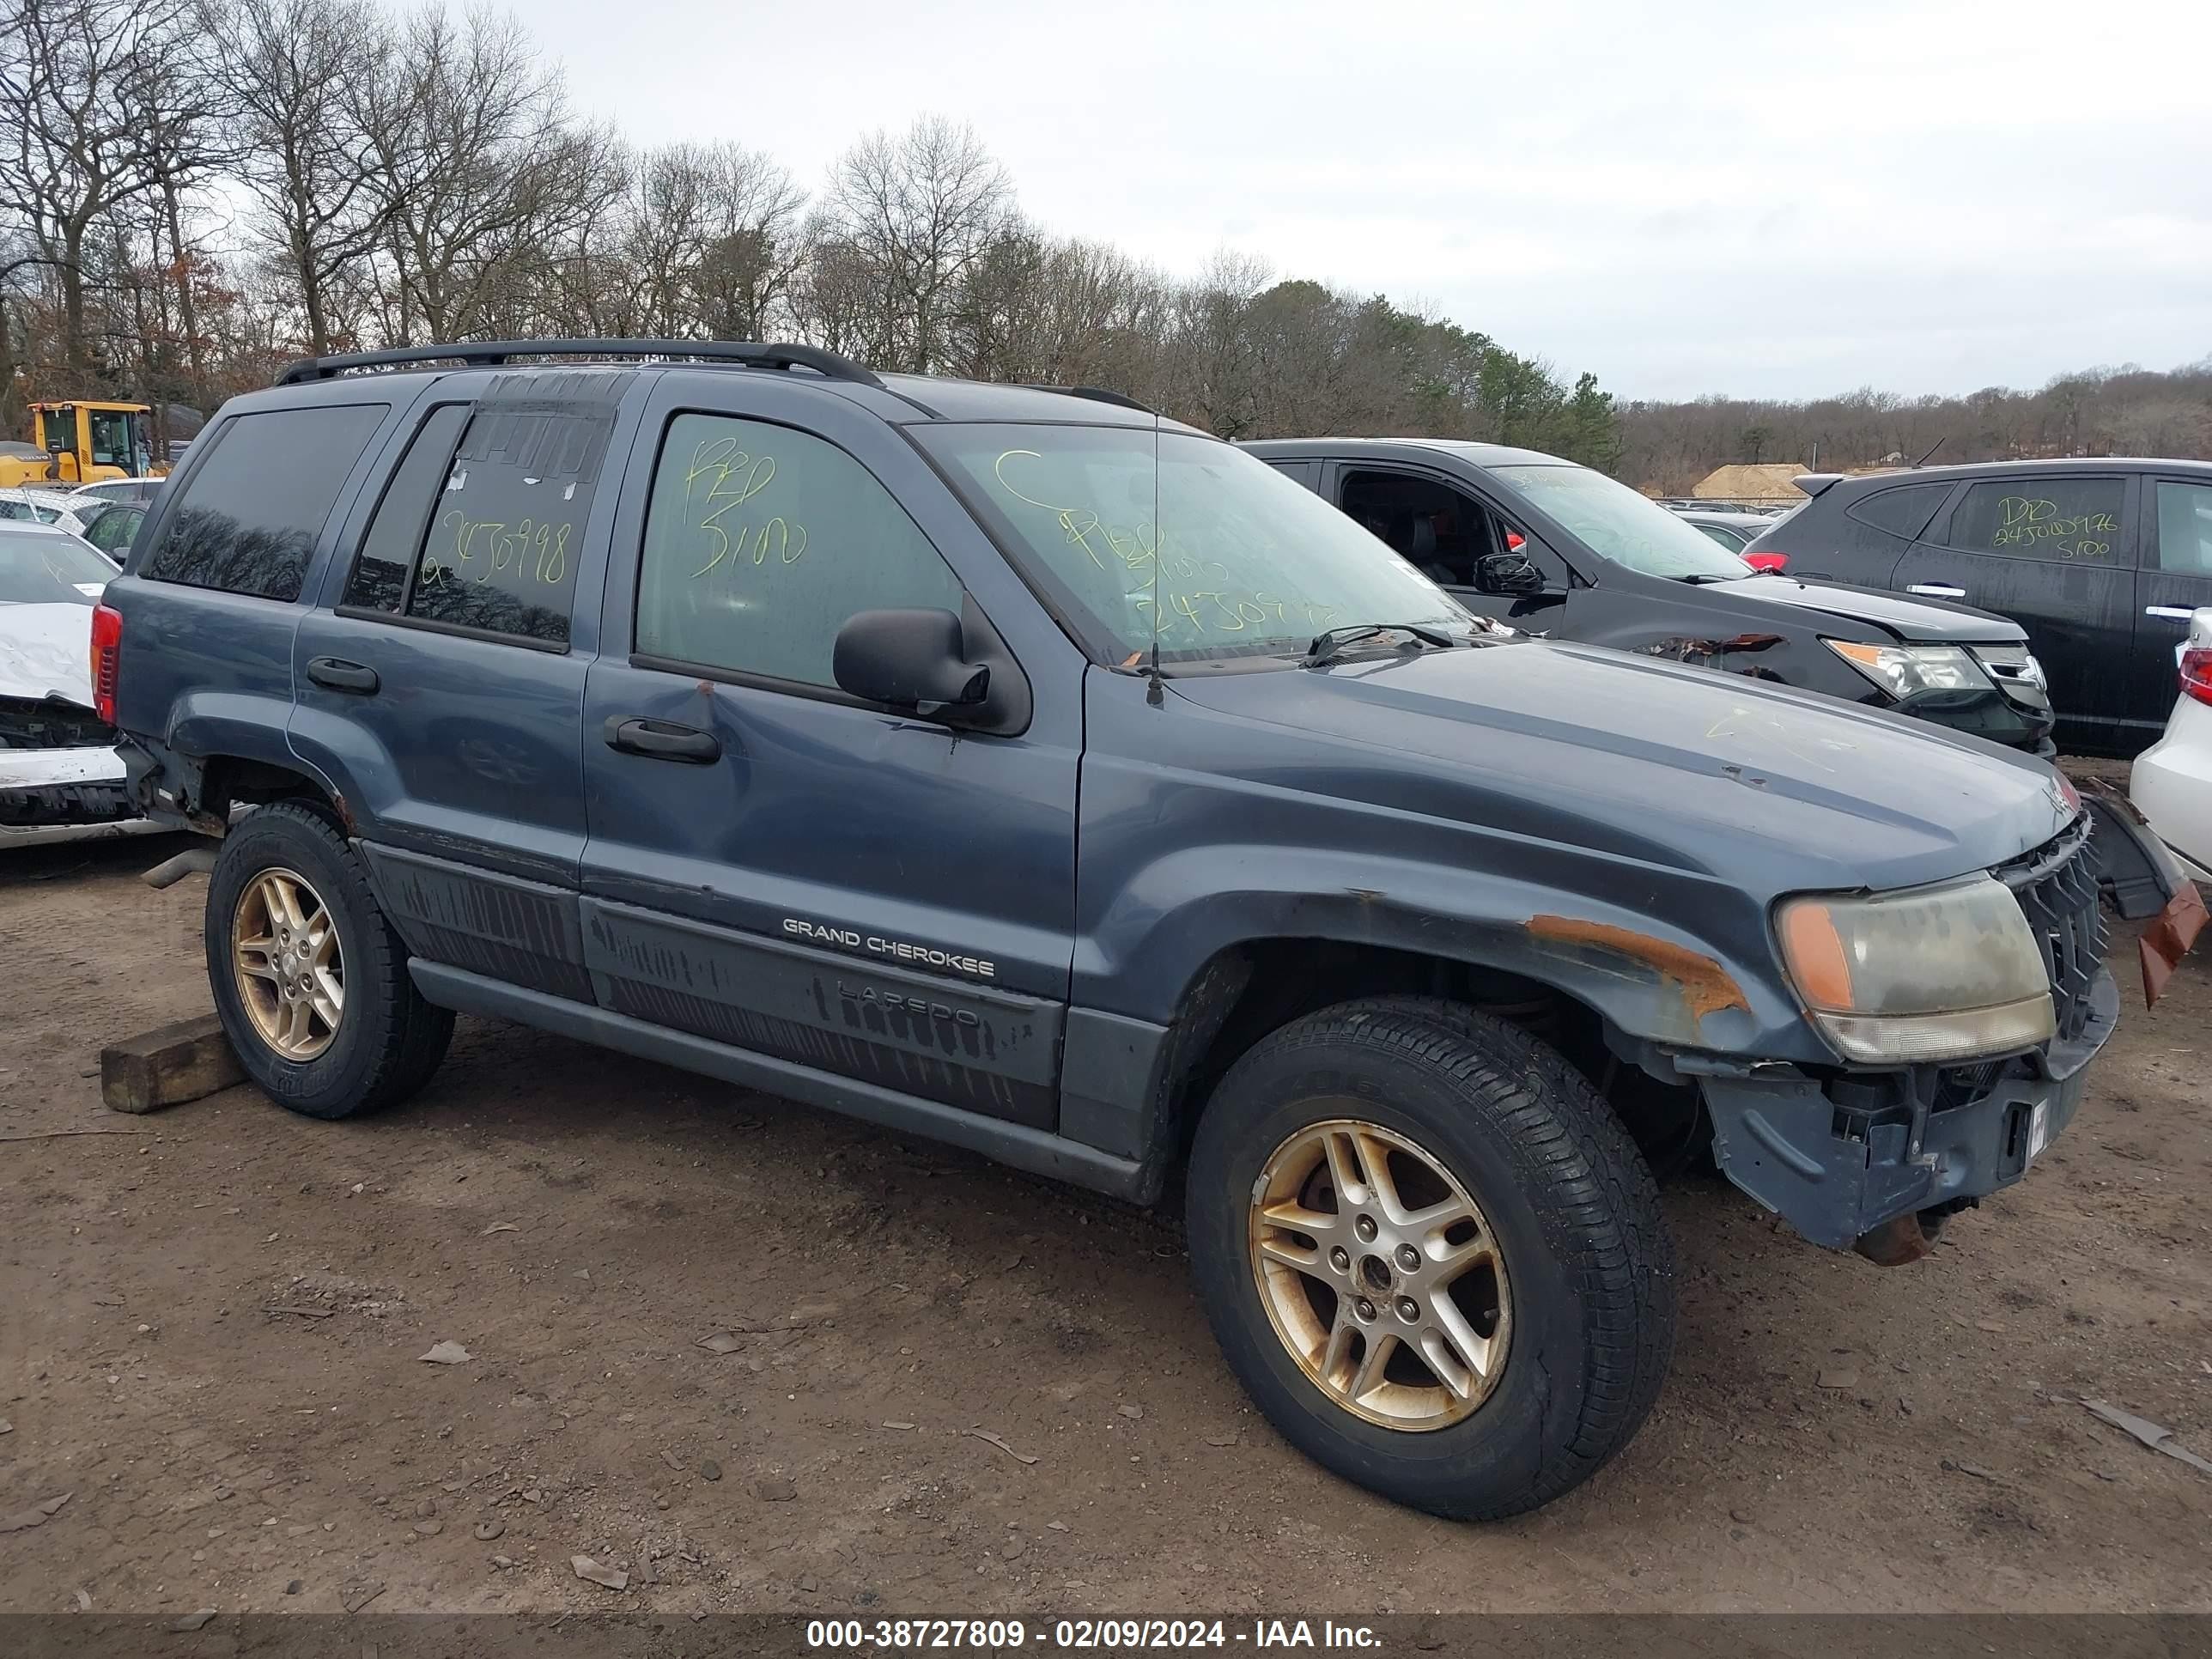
[{"left": 1699, "top": 966, "right": 2119, "bottom": 1253}]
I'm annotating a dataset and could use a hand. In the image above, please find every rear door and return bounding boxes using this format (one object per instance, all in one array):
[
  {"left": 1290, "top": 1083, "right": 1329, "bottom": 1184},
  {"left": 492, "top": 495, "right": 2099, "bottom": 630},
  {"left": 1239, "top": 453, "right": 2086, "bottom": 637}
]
[
  {"left": 289, "top": 372, "right": 637, "bottom": 1002},
  {"left": 2136, "top": 477, "right": 2212, "bottom": 737},
  {"left": 576, "top": 377, "right": 1082, "bottom": 1129},
  {"left": 1896, "top": 471, "right": 2137, "bottom": 749}
]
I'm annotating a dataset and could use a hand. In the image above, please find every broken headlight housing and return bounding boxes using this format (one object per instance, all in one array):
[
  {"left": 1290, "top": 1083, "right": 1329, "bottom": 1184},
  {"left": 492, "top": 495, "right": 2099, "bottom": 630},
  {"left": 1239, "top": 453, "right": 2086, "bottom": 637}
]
[
  {"left": 1775, "top": 875, "right": 2054, "bottom": 1064},
  {"left": 1823, "top": 640, "right": 1989, "bottom": 702}
]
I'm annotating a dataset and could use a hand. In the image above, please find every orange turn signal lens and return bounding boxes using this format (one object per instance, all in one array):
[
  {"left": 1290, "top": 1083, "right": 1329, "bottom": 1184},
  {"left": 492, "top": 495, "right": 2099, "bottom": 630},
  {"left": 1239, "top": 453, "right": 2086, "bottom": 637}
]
[{"left": 1777, "top": 899, "right": 1853, "bottom": 1012}]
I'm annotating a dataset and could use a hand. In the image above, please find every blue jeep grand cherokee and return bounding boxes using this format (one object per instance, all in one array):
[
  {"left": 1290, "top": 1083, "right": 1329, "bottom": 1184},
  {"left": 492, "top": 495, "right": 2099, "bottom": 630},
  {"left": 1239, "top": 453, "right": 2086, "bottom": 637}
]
[{"left": 98, "top": 340, "right": 2118, "bottom": 1518}]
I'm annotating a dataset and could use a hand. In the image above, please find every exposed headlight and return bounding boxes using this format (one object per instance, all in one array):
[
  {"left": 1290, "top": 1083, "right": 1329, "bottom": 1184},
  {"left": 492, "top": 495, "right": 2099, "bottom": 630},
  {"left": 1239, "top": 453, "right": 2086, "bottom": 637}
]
[
  {"left": 1775, "top": 876, "right": 2054, "bottom": 1064},
  {"left": 1824, "top": 640, "right": 1989, "bottom": 702}
]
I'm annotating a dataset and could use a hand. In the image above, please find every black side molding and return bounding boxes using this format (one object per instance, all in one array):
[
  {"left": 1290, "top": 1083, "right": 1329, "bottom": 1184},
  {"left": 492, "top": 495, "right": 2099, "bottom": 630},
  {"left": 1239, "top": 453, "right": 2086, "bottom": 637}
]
[{"left": 406, "top": 960, "right": 1160, "bottom": 1205}]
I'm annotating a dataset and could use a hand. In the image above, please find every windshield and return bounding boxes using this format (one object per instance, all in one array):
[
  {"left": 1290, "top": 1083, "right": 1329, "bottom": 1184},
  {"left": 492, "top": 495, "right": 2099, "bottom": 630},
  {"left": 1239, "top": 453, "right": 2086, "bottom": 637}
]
[
  {"left": 917, "top": 425, "right": 1468, "bottom": 664},
  {"left": 1492, "top": 464, "right": 1753, "bottom": 581},
  {"left": 0, "top": 529, "right": 111, "bottom": 604}
]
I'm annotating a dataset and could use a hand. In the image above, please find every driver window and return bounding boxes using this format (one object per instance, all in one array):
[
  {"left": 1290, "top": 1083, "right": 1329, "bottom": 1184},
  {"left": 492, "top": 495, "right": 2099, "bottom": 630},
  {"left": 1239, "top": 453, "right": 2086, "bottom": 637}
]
[
  {"left": 1337, "top": 469, "right": 1564, "bottom": 592},
  {"left": 1339, "top": 470, "right": 1492, "bottom": 586}
]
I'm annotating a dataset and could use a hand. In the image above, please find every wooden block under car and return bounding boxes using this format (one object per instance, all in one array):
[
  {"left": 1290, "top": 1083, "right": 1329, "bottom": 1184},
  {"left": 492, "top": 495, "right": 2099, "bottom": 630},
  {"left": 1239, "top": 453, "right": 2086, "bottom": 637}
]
[{"left": 100, "top": 1015, "right": 244, "bottom": 1115}]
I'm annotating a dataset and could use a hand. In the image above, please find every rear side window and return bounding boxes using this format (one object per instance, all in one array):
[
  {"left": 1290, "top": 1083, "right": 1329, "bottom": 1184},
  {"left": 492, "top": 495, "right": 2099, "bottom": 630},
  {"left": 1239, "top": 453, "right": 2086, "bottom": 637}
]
[
  {"left": 2153, "top": 481, "right": 2212, "bottom": 575},
  {"left": 1844, "top": 481, "right": 1951, "bottom": 539},
  {"left": 343, "top": 404, "right": 471, "bottom": 614},
  {"left": 634, "top": 412, "right": 964, "bottom": 688},
  {"left": 141, "top": 405, "right": 386, "bottom": 600},
  {"left": 1943, "top": 477, "right": 2125, "bottom": 563},
  {"left": 403, "top": 395, "right": 616, "bottom": 647}
]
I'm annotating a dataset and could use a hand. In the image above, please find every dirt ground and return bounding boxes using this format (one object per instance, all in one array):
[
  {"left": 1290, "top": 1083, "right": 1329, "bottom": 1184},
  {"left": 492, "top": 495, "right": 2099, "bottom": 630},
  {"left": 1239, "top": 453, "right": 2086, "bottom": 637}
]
[{"left": 2, "top": 831, "right": 2208, "bottom": 1620}]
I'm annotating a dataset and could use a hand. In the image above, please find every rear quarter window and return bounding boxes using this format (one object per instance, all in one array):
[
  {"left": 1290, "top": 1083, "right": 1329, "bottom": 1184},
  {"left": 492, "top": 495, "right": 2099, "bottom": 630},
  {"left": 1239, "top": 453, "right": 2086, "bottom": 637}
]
[
  {"left": 1844, "top": 481, "right": 1952, "bottom": 539},
  {"left": 141, "top": 404, "right": 386, "bottom": 600}
]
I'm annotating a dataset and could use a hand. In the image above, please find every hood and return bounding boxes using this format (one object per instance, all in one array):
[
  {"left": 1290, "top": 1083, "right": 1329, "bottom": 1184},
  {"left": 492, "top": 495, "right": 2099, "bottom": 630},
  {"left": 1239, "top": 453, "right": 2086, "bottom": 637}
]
[
  {"left": 0, "top": 603, "right": 98, "bottom": 707},
  {"left": 1710, "top": 574, "right": 2022, "bottom": 643},
  {"left": 1170, "top": 638, "right": 2074, "bottom": 896}
]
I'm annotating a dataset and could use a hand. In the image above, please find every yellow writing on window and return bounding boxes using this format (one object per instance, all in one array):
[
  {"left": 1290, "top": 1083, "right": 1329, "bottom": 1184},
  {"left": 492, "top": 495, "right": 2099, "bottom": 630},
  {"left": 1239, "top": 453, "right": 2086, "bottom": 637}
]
[
  {"left": 685, "top": 434, "right": 810, "bottom": 577},
  {"left": 1989, "top": 496, "right": 2116, "bottom": 560},
  {"left": 994, "top": 449, "right": 1339, "bottom": 642},
  {"left": 422, "top": 511, "right": 573, "bottom": 591}
]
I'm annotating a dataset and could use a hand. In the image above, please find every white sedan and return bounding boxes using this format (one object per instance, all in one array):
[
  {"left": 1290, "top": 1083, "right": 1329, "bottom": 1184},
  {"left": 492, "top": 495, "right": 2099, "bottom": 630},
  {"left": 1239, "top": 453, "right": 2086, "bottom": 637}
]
[
  {"left": 0, "top": 523, "right": 155, "bottom": 848},
  {"left": 2131, "top": 606, "right": 2212, "bottom": 884},
  {"left": 0, "top": 484, "right": 94, "bottom": 541}
]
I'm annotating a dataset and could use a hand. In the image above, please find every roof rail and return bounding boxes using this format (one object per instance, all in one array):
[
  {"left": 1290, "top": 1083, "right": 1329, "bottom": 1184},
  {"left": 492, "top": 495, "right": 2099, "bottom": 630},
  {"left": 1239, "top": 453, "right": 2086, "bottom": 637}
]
[
  {"left": 272, "top": 338, "right": 885, "bottom": 390},
  {"left": 1024, "top": 384, "right": 1157, "bottom": 415}
]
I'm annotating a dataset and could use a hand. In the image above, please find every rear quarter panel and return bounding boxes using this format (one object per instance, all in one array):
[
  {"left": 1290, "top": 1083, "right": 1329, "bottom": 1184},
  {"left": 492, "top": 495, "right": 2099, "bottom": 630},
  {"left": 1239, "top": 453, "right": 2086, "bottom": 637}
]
[{"left": 106, "top": 398, "right": 401, "bottom": 805}]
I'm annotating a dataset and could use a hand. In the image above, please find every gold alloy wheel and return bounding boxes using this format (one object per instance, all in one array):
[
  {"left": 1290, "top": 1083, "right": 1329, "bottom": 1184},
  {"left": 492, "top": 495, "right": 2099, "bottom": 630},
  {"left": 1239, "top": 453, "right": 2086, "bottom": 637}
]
[
  {"left": 1248, "top": 1116, "right": 1510, "bottom": 1431},
  {"left": 231, "top": 867, "right": 344, "bottom": 1061}
]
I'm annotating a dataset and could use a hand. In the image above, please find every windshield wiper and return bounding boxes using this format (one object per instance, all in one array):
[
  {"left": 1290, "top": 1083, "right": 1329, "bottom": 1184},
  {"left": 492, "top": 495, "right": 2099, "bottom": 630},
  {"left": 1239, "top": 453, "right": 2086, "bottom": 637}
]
[
  {"left": 1302, "top": 622, "right": 1456, "bottom": 665},
  {"left": 1673, "top": 573, "right": 1741, "bottom": 586}
]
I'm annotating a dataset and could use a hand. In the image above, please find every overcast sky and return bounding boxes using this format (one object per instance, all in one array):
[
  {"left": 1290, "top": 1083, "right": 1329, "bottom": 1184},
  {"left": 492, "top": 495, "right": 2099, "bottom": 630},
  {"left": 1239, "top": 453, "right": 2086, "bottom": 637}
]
[{"left": 503, "top": 0, "right": 2209, "bottom": 403}]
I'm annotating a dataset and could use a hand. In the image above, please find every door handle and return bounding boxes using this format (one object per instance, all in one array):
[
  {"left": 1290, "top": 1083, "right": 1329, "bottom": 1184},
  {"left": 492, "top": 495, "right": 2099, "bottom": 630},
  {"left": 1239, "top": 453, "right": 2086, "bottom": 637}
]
[
  {"left": 2146, "top": 605, "right": 2196, "bottom": 621},
  {"left": 307, "top": 657, "right": 379, "bottom": 694},
  {"left": 1908, "top": 583, "right": 1966, "bottom": 599},
  {"left": 605, "top": 716, "right": 720, "bottom": 763}
]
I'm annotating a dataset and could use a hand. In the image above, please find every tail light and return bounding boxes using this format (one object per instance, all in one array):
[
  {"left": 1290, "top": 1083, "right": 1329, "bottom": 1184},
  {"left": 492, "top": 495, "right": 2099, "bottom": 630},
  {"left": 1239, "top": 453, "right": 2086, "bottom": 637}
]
[
  {"left": 1504, "top": 530, "right": 1526, "bottom": 552},
  {"left": 90, "top": 602, "right": 123, "bottom": 723},
  {"left": 1744, "top": 551, "right": 1789, "bottom": 572},
  {"left": 2183, "top": 643, "right": 2212, "bottom": 708}
]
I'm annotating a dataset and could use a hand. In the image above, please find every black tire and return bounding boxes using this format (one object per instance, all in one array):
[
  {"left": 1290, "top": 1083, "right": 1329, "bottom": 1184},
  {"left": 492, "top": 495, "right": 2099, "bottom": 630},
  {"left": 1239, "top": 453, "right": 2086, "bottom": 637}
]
[
  {"left": 204, "top": 801, "right": 453, "bottom": 1120},
  {"left": 1185, "top": 996, "right": 1674, "bottom": 1520}
]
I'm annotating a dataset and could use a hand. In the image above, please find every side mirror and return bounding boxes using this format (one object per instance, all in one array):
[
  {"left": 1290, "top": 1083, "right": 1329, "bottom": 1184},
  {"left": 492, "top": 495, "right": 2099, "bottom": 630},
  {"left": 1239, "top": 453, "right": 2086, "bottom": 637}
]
[
  {"left": 833, "top": 608, "right": 989, "bottom": 711},
  {"left": 1477, "top": 552, "right": 1547, "bottom": 597}
]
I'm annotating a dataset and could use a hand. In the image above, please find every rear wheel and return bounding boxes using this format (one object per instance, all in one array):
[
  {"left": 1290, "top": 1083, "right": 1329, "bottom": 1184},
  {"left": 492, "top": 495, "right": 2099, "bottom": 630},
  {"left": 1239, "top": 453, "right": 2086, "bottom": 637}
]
[
  {"left": 204, "top": 802, "right": 452, "bottom": 1120},
  {"left": 1185, "top": 997, "right": 1674, "bottom": 1519}
]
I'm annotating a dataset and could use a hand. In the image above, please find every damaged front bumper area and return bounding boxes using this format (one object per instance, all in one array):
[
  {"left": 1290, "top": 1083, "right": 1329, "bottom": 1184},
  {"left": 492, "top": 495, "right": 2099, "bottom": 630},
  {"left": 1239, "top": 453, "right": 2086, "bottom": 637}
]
[
  {"left": 1697, "top": 964, "right": 2119, "bottom": 1260},
  {"left": 0, "top": 741, "right": 145, "bottom": 847}
]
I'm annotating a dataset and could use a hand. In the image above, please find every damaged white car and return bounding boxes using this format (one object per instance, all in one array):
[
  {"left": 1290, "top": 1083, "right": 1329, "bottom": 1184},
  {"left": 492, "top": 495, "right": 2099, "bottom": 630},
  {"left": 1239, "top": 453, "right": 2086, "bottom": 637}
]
[{"left": 0, "top": 524, "right": 148, "bottom": 847}]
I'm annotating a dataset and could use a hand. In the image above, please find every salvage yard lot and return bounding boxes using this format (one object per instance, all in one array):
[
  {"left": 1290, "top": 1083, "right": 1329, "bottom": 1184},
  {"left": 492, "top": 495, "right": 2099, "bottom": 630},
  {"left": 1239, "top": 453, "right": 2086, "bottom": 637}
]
[{"left": 2, "top": 834, "right": 2208, "bottom": 1616}]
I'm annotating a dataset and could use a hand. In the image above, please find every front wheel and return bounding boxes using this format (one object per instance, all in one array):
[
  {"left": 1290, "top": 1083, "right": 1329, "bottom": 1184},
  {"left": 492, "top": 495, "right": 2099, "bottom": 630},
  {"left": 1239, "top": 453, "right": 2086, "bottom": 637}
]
[
  {"left": 1185, "top": 998, "right": 1674, "bottom": 1519},
  {"left": 204, "top": 801, "right": 453, "bottom": 1120}
]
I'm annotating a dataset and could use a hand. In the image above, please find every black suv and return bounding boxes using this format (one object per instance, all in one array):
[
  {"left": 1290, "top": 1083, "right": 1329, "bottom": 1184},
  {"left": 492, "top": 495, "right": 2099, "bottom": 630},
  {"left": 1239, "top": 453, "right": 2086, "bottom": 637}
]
[
  {"left": 1243, "top": 438, "right": 2059, "bottom": 754},
  {"left": 1740, "top": 459, "right": 2212, "bottom": 755},
  {"left": 98, "top": 340, "right": 2160, "bottom": 1520}
]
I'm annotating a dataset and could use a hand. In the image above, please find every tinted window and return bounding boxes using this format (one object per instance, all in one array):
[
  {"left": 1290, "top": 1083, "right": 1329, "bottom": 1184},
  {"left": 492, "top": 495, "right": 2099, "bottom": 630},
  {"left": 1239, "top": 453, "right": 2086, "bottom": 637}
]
[
  {"left": 142, "top": 405, "right": 386, "bottom": 599},
  {"left": 343, "top": 404, "right": 470, "bottom": 614},
  {"left": 1945, "top": 477, "right": 2124, "bottom": 563},
  {"left": 1846, "top": 482, "right": 1951, "bottom": 539},
  {"left": 83, "top": 503, "right": 143, "bottom": 557},
  {"left": 637, "top": 414, "right": 965, "bottom": 685},
  {"left": 405, "top": 399, "right": 611, "bottom": 646},
  {"left": 0, "top": 527, "right": 112, "bottom": 603},
  {"left": 1694, "top": 521, "right": 1749, "bottom": 550},
  {"left": 2154, "top": 481, "right": 2212, "bottom": 576}
]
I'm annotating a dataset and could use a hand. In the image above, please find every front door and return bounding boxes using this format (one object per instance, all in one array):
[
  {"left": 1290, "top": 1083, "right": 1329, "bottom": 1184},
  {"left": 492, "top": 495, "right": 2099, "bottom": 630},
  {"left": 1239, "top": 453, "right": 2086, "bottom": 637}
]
[
  {"left": 1328, "top": 462, "right": 1572, "bottom": 629},
  {"left": 2136, "top": 477, "right": 2212, "bottom": 740},
  {"left": 578, "top": 378, "right": 1081, "bottom": 1129},
  {"left": 1896, "top": 471, "right": 2138, "bottom": 750}
]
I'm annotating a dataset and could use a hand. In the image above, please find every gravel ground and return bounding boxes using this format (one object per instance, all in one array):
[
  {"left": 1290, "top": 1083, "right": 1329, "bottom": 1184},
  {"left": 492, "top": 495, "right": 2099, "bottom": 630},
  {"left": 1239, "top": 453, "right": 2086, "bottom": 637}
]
[{"left": 2, "top": 831, "right": 2207, "bottom": 1618}]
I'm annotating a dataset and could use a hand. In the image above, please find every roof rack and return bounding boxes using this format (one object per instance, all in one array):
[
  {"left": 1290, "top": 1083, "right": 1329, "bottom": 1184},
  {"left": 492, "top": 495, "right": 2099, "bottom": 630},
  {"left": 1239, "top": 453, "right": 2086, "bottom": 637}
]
[
  {"left": 272, "top": 338, "right": 885, "bottom": 390},
  {"left": 1024, "top": 384, "right": 1157, "bottom": 415}
]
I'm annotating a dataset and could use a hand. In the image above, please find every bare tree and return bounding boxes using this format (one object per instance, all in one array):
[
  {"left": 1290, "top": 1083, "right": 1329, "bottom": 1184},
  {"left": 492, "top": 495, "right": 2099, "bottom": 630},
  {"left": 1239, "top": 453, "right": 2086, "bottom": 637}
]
[
  {"left": 220, "top": 0, "right": 391, "bottom": 356},
  {"left": 355, "top": 6, "right": 615, "bottom": 343},
  {"left": 0, "top": 0, "right": 229, "bottom": 378},
  {"left": 817, "top": 117, "right": 1011, "bottom": 373}
]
